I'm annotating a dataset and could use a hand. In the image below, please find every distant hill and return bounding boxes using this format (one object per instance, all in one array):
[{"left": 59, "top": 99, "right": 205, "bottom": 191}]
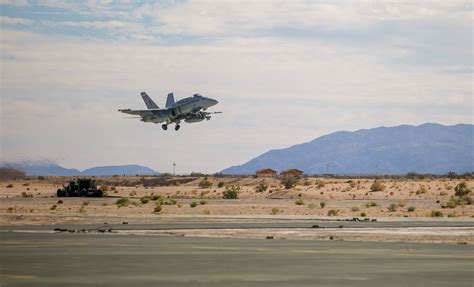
[
  {"left": 0, "top": 161, "right": 159, "bottom": 176},
  {"left": 222, "top": 123, "right": 474, "bottom": 175},
  {"left": 1, "top": 160, "right": 82, "bottom": 176},
  {"left": 81, "top": 165, "right": 158, "bottom": 176}
]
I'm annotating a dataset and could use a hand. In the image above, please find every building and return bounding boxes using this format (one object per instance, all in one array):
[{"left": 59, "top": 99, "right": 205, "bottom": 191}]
[
  {"left": 280, "top": 169, "right": 304, "bottom": 177},
  {"left": 255, "top": 168, "right": 277, "bottom": 177}
]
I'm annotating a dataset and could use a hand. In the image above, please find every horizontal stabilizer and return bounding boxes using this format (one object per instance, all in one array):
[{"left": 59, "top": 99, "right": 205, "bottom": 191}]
[
  {"left": 141, "top": 92, "right": 159, "bottom": 109},
  {"left": 166, "top": 93, "right": 175, "bottom": 108}
]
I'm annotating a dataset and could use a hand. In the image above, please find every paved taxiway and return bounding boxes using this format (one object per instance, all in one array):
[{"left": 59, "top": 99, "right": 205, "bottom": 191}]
[{"left": 1, "top": 222, "right": 473, "bottom": 287}]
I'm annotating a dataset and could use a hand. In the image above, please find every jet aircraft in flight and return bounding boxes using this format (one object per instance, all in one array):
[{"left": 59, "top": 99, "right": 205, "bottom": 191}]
[{"left": 119, "top": 92, "right": 220, "bottom": 131}]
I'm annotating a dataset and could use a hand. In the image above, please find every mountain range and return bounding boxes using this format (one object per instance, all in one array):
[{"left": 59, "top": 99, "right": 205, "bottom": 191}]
[
  {"left": 0, "top": 161, "right": 158, "bottom": 176},
  {"left": 222, "top": 123, "right": 473, "bottom": 175}
]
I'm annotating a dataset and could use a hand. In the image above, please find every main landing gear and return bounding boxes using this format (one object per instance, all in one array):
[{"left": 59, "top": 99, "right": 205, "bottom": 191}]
[{"left": 161, "top": 124, "right": 180, "bottom": 131}]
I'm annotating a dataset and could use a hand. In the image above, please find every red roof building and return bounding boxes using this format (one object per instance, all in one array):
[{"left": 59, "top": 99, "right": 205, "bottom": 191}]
[
  {"left": 280, "top": 169, "right": 304, "bottom": 177},
  {"left": 255, "top": 169, "right": 277, "bottom": 177}
]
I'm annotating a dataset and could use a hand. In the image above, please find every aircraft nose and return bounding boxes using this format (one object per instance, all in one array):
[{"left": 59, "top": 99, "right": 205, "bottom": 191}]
[{"left": 210, "top": 99, "right": 218, "bottom": 106}]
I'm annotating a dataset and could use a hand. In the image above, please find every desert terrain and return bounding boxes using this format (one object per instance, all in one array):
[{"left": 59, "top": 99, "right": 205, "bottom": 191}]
[
  {"left": 1, "top": 175, "right": 473, "bottom": 243},
  {"left": 1, "top": 175, "right": 473, "bottom": 221}
]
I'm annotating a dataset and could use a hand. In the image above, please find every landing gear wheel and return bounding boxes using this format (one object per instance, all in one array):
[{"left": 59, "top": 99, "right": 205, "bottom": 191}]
[
  {"left": 162, "top": 124, "right": 168, "bottom": 130},
  {"left": 175, "top": 124, "right": 180, "bottom": 131}
]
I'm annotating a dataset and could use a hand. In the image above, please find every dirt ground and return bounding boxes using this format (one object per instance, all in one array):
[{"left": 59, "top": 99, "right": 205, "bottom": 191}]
[{"left": 1, "top": 176, "right": 472, "bottom": 226}]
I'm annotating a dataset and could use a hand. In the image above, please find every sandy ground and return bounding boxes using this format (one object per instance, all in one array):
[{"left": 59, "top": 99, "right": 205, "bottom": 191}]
[{"left": 1, "top": 176, "right": 473, "bottom": 243}]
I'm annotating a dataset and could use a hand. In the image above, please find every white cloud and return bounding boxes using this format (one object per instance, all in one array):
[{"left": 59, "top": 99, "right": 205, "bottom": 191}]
[
  {"left": 0, "top": 0, "right": 29, "bottom": 6},
  {"left": 153, "top": 1, "right": 471, "bottom": 36},
  {"left": 0, "top": 16, "right": 33, "bottom": 26}
]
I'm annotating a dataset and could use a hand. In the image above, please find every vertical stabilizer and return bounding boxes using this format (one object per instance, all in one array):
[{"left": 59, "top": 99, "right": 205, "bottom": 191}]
[
  {"left": 165, "top": 93, "right": 175, "bottom": 108},
  {"left": 141, "top": 92, "right": 159, "bottom": 109}
]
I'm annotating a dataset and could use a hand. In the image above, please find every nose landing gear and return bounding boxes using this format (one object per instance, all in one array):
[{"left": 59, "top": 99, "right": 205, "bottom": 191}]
[
  {"left": 161, "top": 124, "right": 168, "bottom": 130},
  {"left": 175, "top": 124, "right": 181, "bottom": 131}
]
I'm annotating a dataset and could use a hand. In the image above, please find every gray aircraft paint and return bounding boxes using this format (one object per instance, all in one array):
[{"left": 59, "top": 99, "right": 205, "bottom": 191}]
[{"left": 119, "top": 92, "right": 220, "bottom": 130}]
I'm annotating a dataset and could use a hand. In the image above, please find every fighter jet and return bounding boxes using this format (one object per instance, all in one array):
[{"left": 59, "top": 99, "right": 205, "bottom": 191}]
[{"left": 118, "top": 92, "right": 220, "bottom": 131}]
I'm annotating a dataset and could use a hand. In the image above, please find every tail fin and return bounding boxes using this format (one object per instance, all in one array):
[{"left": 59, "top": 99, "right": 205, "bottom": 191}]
[
  {"left": 165, "top": 93, "right": 175, "bottom": 108},
  {"left": 141, "top": 92, "right": 159, "bottom": 109}
]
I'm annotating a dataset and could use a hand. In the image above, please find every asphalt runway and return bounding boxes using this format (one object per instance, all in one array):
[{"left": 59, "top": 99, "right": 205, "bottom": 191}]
[{"left": 1, "top": 230, "right": 473, "bottom": 287}]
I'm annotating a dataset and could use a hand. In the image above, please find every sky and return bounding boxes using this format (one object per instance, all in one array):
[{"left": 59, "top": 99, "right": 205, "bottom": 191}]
[{"left": 0, "top": 0, "right": 472, "bottom": 173}]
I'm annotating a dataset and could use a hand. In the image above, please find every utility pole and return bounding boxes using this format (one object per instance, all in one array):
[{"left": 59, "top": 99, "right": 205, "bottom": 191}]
[{"left": 173, "top": 163, "right": 176, "bottom": 176}]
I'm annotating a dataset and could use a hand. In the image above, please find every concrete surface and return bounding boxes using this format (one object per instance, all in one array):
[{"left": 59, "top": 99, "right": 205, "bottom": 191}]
[{"left": 1, "top": 230, "right": 473, "bottom": 286}]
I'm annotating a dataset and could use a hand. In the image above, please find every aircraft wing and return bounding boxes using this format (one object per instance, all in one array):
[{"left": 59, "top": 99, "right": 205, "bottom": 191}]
[{"left": 118, "top": 109, "right": 156, "bottom": 117}]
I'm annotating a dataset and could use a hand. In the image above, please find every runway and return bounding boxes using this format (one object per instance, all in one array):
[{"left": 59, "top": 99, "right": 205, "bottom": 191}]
[{"left": 1, "top": 223, "right": 473, "bottom": 286}]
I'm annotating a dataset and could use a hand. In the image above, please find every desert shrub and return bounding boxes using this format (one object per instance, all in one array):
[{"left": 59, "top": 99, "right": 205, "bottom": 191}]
[
  {"left": 129, "top": 190, "right": 137, "bottom": 196},
  {"left": 281, "top": 176, "right": 297, "bottom": 189},
  {"left": 6, "top": 184, "right": 13, "bottom": 188},
  {"left": 217, "top": 181, "right": 225, "bottom": 188},
  {"left": 460, "top": 195, "right": 472, "bottom": 205},
  {"left": 360, "top": 212, "right": 367, "bottom": 217},
  {"left": 222, "top": 185, "right": 240, "bottom": 199},
  {"left": 348, "top": 180, "right": 357, "bottom": 189},
  {"left": 307, "top": 203, "right": 317, "bottom": 209},
  {"left": 116, "top": 198, "right": 130, "bottom": 207},
  {"left": 446, "top": 197, "right": 457, "bottom": 208},
  {"left": 199, "top": 200, "right": 208, "bottom": 205},
  {"left": 198, "top": 178, "right": 212, "bottom": 188},
  {"left": 150, "top": 194, "right": 162, "bottom": 201},
  {"left": 416, "top": 185, "right": 427, "bottom": 195},
  {"left": 320, "top": 201, "right": 326, "bottom": 208},
  {"left": 154, "top": 201, "right": 162, "bottom": 213},
  {"left": 164, "top": 199, "right": 177, "bottom": 205},
  {"left": 294, "top": 198, "right": 305, "bottom": 205},
  {"left": 140, "top": 197, "right": 150, "bottom": 204},
  {"left": 255, "top": 181, "right": 268, "bottom": 193},
  {"left": 37, "top": 176, "right": 46, "bottom": 180},
  {"left": 82, "top": 201, "right": 89, "bottom": 206},
  {"left": 431, "top": 210, "right": 443, "bottom": 217},
  {"left": 351, "top": 206, "right": 360, "bottom": 212},
  {"left": 190, "top": 201, "right": 198, "bottom": 208},
  {"left": 7, "top": 207, "right": 14, "bottom": 213},
  {"left": 370, "top": 180, "right": 385, "bottom": 192},
  {"left": 271, "top": 207, "right": 282, "bottom": 215},
  {"left": 407, "top": 206, "right": 416, "bottom": 212},
  {"left": 365, "top": 201, "right": 378, "bottom": 207},
  {"left": 21, "top": 192, "right": 33, "bottom": 198},
  {"left": 388, "top": 203, "right": 398, "bottom": 212},
  {"left": 57, "top": 200, "right": 63, "bottom": 204},
  {"left": 315, "top": 180, "right": 326, "bottom": 188},
  {"left": 327, "top": 209, "right": 339, "bottom": 216},
  {"left": 111, "top": 186, "right": 116, "bottom": 191},
  {"left": 202, "top": 209, "right": 211, "bottom": 215},
  {"left": 454, "top": 182, "right": 471, "bottom": 197},
  {"left": 50, "top": 205, "right": 57, "bottom": 210},
  {"left": 447, "top": 212, "right": 457, "bottom": 218}
]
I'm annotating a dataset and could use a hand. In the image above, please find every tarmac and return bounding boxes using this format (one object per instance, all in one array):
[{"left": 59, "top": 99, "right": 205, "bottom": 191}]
[{"left": 1, "top": 220, "right": 473, "bottom": 286}]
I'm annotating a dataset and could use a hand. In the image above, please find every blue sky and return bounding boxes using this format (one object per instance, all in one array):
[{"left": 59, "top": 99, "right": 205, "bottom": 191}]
[{"left": 1, "top": 0, "right": 472, "bottom": 173}]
